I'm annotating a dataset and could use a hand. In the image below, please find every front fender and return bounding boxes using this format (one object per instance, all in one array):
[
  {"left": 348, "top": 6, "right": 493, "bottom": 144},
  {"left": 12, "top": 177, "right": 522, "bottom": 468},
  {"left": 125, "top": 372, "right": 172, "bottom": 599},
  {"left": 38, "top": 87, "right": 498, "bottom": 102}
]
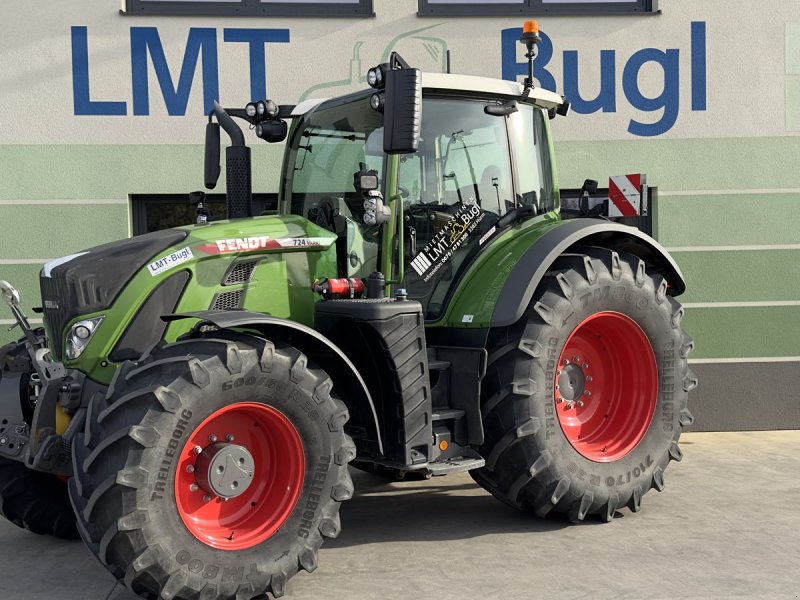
[
  {"left": 438, "top": 218, "right": 685, "bottom": 328},
  {"left": 164, "top": 310, "right": 384, "bottom": 457}
]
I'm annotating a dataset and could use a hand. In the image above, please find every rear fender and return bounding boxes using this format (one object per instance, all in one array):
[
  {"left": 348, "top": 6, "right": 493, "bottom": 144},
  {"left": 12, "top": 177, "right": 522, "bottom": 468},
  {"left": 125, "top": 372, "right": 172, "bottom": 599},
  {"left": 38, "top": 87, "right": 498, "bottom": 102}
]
[
  {"left": 164, "top": 310, "right": 384, "bottom": 456},
  {"left": 491, "top": 219, "right": 685, "bottom": 327}
]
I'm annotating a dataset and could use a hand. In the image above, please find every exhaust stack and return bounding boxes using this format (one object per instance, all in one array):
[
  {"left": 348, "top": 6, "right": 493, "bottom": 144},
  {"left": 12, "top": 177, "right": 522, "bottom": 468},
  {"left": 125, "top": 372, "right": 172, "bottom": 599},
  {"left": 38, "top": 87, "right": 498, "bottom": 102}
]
[{"left": 212, "top": 101, "right": 253, "bottom": 220}]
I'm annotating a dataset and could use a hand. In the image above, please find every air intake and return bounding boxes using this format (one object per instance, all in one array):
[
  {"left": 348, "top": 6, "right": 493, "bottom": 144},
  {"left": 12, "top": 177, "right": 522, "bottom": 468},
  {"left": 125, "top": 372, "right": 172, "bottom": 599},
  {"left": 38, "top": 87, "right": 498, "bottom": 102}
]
[
  {"left": 211, "top": 290, "right": 244, "bottom": 310},
  {"left": 224, "top": 261, "right": 257, "bottom": 286}
]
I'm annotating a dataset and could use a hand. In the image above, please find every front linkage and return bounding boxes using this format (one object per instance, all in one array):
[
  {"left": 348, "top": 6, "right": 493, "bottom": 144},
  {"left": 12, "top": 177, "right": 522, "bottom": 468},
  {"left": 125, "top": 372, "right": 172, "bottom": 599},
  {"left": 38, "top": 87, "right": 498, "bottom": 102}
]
[{"left": 0, "top": 280, "right": 101, "bottom": 476}]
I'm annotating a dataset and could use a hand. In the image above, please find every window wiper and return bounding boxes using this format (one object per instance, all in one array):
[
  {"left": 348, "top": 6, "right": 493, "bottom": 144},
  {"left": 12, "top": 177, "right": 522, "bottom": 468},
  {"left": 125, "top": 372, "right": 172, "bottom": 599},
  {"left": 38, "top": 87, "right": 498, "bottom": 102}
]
[
  {"left": 302, "top": 130, "right": 365, "bottom": 141},
  {"left": 450, "top": 131, "right": 481, "bottom": 206},
  {"left": 443, "top": 172, "right": 463, "bottom": 203},
  {"left": 496, "top": 204, "right": 536, "bottom": 230}
]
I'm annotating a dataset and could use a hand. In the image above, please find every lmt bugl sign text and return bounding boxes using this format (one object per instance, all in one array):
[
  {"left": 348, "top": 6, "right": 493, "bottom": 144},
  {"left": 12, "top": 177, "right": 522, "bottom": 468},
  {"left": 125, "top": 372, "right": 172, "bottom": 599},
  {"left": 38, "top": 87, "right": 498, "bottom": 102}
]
[{"left": 71, "top": 22, "right": 707, "bottom": 137}]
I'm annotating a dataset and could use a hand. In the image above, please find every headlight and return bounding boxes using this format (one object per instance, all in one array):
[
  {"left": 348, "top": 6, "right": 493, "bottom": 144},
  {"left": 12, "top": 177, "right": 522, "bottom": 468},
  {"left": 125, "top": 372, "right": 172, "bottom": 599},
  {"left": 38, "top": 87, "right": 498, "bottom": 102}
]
[
  {"left": 65, "top": 317, "right": 104, "bottom": 360},
  {"left": 245, "top": 103, "right": 257, "bottom": 118}
]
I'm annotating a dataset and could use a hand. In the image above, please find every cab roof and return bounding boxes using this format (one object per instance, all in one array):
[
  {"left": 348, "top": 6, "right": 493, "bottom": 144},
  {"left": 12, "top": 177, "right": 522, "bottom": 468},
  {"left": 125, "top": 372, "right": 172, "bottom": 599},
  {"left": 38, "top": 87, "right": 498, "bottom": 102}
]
[
  {"left": 290, "top": 72, "right": 565, "bottom": 117},
  {"left": 421, "top": 72, "right": 564, "bottom": 109}
]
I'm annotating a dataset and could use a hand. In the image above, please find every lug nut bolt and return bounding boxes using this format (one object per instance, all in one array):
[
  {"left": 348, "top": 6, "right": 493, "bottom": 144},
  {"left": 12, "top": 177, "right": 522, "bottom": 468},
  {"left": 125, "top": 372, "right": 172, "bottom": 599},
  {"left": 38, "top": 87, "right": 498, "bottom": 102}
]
[
  {"left": 566, "top": 403, "right": 573, "bottom": 410},
  {"left": 226, "top": 434, "right": 235, "bottom": 442},
  {"left": 190, "top": 483, "right": 199, "bottom": 492},
  {"left": 203, "top": 495, "right": 212, "bottom": 503},
  {"left": 586, "top": 376, "right": 593, "bottom": 382},
  {"left": 209, "top": 434, "right": 218, "bottom": 443},
  {"left": 193, "top": 446, "right": 203, "bottom": 455},
  {"left": 563, "top": 359, "right": 570, "bottom": 366},
  {"left": 573, "top": 356, "right": 581, "bottom": 363},
  {"left": 583, "top": 363, "right": 589, "bottom": 369},
  {"left": 577, "top": 401, "right": 584, "bottom": 408},
  {"left": 186, "top": 464, "right": 195, "bottom": 474},
  {"left": 556, "top": 397, "right": 563, "bottom": 404},
  {"left": 584, "top": 390, "right": 591, "bottom": 397}
]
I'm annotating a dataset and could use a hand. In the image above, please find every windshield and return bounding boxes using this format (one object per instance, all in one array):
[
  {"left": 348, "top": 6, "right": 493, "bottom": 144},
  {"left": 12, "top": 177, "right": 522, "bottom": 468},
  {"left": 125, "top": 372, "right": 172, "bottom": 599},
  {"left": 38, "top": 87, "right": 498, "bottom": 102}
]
[{"left": 283, "top": 95, "right": 384, "bottom": 277}]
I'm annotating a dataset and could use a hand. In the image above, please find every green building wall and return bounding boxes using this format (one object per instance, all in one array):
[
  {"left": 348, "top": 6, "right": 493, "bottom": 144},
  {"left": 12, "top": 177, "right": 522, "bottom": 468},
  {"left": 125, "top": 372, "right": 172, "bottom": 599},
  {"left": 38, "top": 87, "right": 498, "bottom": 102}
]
[{"left": 1, "top": 0, "right": 799, "bottom": 430}]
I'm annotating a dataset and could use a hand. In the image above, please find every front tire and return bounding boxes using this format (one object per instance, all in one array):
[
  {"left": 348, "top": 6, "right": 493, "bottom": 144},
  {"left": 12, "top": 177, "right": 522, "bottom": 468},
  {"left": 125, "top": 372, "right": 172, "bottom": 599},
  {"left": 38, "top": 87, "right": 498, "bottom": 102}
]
[
  {"left": 69, "top": 333, "right": 355, "bottom": 599},
  {"left": 0, "top": 457, "right": 77, "bottom": 538},
  {"left": 472, "top": 249, "right": 697, "bottom": 522}
]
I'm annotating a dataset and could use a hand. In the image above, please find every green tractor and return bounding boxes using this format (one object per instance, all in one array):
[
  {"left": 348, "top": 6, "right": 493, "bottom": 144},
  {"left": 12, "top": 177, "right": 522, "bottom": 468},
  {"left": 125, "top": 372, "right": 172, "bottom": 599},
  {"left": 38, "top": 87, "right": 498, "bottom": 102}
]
[{"left": 0, "top": 24, "right": 695, "bottom": 600}]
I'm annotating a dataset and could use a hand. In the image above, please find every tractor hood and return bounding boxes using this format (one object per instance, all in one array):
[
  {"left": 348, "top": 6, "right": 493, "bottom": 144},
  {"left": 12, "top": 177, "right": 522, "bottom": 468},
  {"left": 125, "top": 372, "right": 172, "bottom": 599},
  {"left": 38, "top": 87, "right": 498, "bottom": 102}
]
[
  {"left": 40, "top": 229, "right": 189, "bottom": 359},
  {"left": 40, "top": 215, "right": 337, "bottom": 362}
]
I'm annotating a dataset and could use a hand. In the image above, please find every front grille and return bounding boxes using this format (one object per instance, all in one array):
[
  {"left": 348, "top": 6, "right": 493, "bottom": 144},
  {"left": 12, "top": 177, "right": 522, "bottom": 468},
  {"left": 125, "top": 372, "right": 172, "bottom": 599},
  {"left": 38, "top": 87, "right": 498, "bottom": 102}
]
[
  {"left": 224, "top": 261, "right": 257, "bottom": 286},
  {"left": 40, "top": 274, "right": 71, "bottom": 359},
  {"left": 211, "top": 290, "right": 244, "bottom": 310}
]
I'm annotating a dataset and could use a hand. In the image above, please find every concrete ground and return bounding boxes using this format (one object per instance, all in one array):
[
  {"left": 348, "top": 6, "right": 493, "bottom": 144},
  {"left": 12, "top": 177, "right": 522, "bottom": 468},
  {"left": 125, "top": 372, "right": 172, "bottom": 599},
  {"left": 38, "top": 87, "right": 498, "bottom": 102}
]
[{"left": 1, "top": 431, "right": 798, "bottom": 600}]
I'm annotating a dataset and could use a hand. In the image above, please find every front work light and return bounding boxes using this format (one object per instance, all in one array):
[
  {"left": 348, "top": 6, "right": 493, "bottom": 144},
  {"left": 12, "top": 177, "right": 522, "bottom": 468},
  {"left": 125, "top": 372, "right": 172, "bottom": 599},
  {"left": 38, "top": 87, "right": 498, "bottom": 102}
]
[
  {"left": 367, "top": 67, "right": 383, "bottom": 88},
  {"left": 264, "top": 100, "right": 279, "bottom": 118},
  {"left": 245, "top": 103, "right": 257, "bottom": 118},
  {"left": 370, "top": 93, "right": 385, "bottom": 112}
]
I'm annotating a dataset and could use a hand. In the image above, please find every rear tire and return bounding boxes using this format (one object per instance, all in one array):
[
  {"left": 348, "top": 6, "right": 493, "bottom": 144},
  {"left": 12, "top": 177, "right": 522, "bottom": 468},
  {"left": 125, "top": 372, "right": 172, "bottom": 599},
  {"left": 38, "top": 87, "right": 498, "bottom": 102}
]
[
  {"left": 472, "top": 249, "right": 697, "bottom": 521},
  {"left": 0, "top": 457, "right": 78, "bottom": 538},
  {"left": 69, "top": 332, "right": 355, "bottom": 599}
]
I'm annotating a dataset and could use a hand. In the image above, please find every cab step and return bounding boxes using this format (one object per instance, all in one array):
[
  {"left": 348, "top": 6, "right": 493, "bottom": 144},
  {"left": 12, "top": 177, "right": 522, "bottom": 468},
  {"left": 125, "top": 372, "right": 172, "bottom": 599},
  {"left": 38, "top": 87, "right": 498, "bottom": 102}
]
[
  {"left": 432, "top": 408, "right": 465, "bottom": 421},
  {"left": 428, "top": 359, "right": 451, "bottom": 371},
  {"left": 427, "top": 454, "right": 485, "bottom": 476}
]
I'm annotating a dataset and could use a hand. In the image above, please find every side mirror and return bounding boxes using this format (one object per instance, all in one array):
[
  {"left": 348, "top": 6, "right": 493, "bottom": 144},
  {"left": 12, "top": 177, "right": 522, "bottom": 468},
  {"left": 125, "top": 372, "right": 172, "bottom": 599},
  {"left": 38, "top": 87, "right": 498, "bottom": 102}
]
[
  {"left": 383, "top": 67, "right": 422, "bottom": 155},
  {"left": 581, "top": 179, "right": 599, "bottom": 195},
  {"left": 204, "top": 122, "right": 221, "bottom": 190}
]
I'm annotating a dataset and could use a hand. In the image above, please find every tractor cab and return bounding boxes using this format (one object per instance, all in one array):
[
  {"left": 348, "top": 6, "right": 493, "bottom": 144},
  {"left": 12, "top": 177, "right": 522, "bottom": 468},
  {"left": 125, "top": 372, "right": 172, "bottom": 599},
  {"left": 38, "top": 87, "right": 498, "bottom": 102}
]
[{"left": 279, "top": 71, "right": 565, "bottom": 319}]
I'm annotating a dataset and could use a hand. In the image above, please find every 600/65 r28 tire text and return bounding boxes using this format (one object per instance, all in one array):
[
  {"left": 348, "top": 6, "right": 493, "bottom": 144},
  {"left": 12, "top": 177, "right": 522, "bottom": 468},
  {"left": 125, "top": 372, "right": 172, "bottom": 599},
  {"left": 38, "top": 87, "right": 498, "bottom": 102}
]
[
  {"left": 69, "top": 332, "right": 355, "bottom": 600},
  {"left": 472, "top": 248, "right": 697, "bottom": 522}
]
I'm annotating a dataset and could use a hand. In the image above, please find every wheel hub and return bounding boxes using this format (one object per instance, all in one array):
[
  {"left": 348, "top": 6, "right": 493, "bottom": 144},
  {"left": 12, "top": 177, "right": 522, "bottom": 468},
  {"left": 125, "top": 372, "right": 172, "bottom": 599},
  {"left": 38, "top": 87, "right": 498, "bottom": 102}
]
[
  {"left": 557, "top": 363, "right": 586, "bottom": 402},
  {"left": 194, "top": 443, "right": 255, "bottom": 499}
]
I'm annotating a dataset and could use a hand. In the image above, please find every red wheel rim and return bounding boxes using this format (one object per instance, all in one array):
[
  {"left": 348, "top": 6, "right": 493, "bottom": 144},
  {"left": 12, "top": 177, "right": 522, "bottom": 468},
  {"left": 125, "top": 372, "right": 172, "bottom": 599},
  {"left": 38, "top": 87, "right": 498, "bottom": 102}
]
[
  {"left": 554, "top": 312, "right": 658, "bottom": 462},
  {"left": 175, "top": 402, "right": 305, "bottom": 550}
]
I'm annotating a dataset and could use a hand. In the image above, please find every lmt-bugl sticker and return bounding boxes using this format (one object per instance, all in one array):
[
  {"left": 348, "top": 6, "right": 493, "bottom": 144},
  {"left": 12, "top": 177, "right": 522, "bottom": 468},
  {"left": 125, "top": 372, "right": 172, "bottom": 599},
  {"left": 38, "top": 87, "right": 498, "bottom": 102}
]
[
  {"left": 410, "top": 204, "right": 484, "bottom": 282},
  {"left": 148, "top": 247, "right": 193, "bottom": 276}
]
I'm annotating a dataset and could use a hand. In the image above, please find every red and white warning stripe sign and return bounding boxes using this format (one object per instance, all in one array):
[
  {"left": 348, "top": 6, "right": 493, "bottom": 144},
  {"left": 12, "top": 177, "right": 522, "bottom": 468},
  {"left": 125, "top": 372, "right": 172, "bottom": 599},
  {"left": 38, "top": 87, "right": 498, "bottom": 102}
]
[{"left": 608, "top": 174, "right": 646, "bottom": 217}]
